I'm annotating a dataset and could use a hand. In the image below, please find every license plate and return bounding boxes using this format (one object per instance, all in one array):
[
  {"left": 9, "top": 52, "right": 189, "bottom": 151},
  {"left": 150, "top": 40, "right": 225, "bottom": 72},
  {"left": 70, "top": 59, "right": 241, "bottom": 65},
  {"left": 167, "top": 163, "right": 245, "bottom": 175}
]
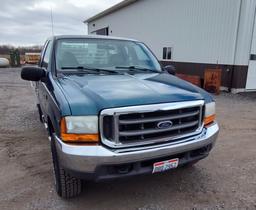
[{"left": 152, "top": 158, "right": 179, "bottom": 174}]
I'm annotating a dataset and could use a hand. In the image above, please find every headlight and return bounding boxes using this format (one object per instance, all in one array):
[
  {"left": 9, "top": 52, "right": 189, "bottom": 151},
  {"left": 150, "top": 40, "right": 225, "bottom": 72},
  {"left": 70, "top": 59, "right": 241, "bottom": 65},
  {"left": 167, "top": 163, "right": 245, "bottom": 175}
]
[
  {"left": 60, "top": 116, "right": 99, "bottom": 143},
  {"left": 65, "top": 116, "right": 98, "bottom": 134},
  {"left": 204, "top": 102, "right": 216, "bottom": 126}
]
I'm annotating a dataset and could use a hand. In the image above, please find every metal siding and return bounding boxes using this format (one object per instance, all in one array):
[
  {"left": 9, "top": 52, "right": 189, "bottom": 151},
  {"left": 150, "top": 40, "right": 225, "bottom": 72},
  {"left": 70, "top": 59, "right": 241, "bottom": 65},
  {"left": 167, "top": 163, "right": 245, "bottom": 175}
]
[
  {"left": 234, "top": 0, "right": 256, "bottom": 65},
  {"left": 251, "top": 13, "right": 256, "bottom": 55},
  {"left": 88, "top": 0, "right": 250, "bottom": 65}
]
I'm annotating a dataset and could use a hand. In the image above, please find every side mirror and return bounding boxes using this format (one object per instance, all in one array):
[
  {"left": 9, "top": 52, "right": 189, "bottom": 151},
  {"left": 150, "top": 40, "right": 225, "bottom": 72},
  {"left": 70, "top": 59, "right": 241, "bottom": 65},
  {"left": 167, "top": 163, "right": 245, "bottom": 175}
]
[
  {"left": 21, "top": 66, "right": 46, "bottom": 81},
  {"left": 164, "top": 65, "right": 176, "bottom": 75}
]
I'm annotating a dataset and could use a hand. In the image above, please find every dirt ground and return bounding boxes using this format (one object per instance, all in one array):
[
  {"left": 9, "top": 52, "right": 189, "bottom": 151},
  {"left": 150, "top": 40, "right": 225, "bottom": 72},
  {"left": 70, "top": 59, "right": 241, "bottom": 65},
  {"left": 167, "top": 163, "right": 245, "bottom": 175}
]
[{"left": 0, "top": 68, "right": 256, "bottom": 210}]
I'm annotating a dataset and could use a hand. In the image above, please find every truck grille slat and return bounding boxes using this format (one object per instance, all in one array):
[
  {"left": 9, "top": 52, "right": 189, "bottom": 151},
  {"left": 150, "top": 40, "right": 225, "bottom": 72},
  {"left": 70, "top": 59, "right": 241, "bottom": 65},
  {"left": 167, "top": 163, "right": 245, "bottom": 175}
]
[
  {"left": 100, "top": 100, "right": 205, "bottom": 148},
  {"left": 119, "top": 110, "right": 200, "bottom": 125},
  {"left": 119, "top": 120, "right": 199, "bottom": 136}
]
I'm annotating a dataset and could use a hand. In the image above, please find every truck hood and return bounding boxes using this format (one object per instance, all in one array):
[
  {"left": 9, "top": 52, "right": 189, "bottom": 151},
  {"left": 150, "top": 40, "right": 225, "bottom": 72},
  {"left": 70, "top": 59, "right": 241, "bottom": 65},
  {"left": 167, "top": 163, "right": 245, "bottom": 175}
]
[{"left": 57, "top": 73, "right": 212, "bottom": 115}]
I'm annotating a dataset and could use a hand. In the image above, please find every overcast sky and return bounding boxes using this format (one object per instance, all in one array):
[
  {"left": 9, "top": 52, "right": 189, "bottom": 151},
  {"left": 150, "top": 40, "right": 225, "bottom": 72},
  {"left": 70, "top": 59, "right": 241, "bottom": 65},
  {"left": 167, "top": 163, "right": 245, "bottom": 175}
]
[{"left": 0, "top": 0, "right": 122, "bottom": 46}]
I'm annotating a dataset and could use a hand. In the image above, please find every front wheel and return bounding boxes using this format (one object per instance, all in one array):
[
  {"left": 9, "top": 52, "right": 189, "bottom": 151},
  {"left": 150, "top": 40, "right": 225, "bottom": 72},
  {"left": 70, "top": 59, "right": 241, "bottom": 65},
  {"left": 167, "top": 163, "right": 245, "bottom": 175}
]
[{"left": 50, "top": 135, "right": 82, "bottom": 198}]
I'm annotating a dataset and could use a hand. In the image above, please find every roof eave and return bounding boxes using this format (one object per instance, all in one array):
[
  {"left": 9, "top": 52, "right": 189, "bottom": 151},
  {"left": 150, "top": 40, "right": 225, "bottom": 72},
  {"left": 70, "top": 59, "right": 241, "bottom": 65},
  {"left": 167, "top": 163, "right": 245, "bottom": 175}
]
[{"left": 84, "top": 0, "right": 138, "bottom": 23}]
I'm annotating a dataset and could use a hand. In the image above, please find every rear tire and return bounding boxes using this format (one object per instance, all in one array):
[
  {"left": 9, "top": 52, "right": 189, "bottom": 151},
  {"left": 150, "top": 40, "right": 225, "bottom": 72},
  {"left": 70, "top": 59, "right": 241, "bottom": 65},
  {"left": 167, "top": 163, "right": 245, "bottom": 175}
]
[{"left": 50, "top": 135, "right": 82, "bottom": 198}]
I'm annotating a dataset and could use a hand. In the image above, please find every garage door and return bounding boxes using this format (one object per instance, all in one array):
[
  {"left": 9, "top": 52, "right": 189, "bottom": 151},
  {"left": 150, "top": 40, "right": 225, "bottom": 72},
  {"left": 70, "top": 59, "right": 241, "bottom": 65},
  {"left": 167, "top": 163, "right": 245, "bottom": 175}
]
[{"left": 246, "top": 15, "right": 256, "bottom": 90}]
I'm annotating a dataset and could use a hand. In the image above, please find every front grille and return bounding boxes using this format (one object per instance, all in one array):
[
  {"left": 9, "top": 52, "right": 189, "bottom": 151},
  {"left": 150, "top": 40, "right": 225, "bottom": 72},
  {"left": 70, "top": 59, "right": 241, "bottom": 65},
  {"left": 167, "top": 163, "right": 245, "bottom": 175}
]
[{"left": 100, "top": 101, "right": 204, "bottom": 148}]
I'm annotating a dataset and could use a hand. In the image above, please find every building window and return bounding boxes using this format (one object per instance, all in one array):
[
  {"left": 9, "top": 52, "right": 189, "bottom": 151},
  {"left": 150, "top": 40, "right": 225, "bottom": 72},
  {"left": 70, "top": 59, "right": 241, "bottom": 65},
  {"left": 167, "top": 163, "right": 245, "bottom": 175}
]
[
  {"left": 163, "top": 47, "right": 172, "bottom": 60},
  {"left": 92, "top": 27, "right": 109, "bottom": 36}
]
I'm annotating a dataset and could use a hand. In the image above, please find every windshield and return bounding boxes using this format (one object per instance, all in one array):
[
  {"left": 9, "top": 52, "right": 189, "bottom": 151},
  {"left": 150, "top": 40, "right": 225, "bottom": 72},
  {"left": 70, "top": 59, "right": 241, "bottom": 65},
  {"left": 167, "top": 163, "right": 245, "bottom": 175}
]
[{"left": 55, "top": 38, "right": 162, "bottom": 73}]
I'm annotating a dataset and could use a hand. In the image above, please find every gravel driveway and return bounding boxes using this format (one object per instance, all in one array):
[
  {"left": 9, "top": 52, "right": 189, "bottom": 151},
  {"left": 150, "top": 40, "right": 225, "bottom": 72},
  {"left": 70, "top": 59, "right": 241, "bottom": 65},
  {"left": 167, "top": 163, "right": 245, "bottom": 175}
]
[{"left": 0, "top": 68, "right": 256, "bottom": 210}]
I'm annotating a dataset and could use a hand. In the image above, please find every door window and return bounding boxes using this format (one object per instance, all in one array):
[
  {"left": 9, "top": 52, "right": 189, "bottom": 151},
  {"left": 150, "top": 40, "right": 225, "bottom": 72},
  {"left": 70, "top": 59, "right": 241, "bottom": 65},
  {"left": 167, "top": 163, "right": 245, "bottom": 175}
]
[{"left": 41, "top": 41, "right": 52, "bottom": 69}]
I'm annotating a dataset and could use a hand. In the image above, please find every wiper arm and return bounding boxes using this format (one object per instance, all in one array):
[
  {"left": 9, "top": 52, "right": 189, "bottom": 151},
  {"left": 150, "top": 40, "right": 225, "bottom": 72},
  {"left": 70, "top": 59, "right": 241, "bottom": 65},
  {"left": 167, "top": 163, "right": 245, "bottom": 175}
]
[
  {"left": 115, "top": 66, "right": 156, "bottom": 73},
  {"left": 61, "top": 66, "right": 121, "bottom": 74}
]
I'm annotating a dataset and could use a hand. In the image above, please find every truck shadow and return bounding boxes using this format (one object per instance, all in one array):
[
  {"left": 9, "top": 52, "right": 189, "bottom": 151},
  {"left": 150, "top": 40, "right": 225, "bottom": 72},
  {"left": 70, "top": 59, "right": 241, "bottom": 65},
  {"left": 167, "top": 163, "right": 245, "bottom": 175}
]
[{"left": 67, "top": 164, "right": 215, "bottom": 206}]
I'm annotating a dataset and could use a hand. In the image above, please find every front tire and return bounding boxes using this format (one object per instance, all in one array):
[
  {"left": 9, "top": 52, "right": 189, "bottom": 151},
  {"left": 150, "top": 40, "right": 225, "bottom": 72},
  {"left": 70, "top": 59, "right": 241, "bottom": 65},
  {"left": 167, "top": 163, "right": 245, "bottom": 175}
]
[
  {"left": 51, "top": 135, "right": 82, "bottom": 198},
  {"left": 37, "top": 104, "right": 43, "bottom": 123}
]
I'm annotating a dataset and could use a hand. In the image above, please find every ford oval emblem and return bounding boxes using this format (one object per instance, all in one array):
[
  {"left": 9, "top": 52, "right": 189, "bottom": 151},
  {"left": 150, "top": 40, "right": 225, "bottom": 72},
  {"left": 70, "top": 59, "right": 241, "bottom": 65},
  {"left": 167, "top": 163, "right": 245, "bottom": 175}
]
[{"left": 157, "top": 121, "right": 173, "bottom": 129}]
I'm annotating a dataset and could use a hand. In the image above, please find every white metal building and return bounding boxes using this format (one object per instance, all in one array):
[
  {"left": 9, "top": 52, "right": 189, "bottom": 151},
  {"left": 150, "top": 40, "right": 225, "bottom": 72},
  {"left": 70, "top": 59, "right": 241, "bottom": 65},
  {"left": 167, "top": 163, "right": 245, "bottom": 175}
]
[{"left": 85, "top": 0, "right": 256, "bottom": 92}]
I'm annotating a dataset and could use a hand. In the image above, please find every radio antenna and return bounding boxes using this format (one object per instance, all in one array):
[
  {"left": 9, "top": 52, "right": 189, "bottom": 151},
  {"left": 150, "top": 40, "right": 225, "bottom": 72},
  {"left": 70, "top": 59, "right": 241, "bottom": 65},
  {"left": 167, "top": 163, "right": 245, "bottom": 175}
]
[{"left": 50, "top": 8, "right": 54, "bottom": 36}]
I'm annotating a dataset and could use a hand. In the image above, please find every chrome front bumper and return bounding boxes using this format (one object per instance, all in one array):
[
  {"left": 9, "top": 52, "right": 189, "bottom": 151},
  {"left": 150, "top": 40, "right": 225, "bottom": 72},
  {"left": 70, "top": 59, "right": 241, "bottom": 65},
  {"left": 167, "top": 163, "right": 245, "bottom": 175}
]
[{"left": 54, "top": 123, "right": 219, "bottom": 174}]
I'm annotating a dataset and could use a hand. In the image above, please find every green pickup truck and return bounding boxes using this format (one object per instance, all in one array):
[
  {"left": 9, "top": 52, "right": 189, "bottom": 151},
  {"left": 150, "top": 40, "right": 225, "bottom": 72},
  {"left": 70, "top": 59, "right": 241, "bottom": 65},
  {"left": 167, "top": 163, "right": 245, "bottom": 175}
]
[{"left": 21, "top": 35, "right": 219, "bottom": 198}]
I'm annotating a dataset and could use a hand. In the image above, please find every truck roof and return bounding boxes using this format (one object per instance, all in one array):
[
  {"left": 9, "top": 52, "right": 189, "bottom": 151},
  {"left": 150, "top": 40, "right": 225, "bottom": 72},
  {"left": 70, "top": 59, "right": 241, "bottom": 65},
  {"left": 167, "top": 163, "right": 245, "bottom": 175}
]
[{"left": 50, "top": 35, "right": 139, "bottom": 42}]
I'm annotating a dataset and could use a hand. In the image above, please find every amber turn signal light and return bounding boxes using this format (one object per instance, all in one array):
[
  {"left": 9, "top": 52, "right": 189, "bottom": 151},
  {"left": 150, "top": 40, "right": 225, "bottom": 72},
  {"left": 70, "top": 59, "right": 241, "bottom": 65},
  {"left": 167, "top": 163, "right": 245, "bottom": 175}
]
[
  {"left": 60, "top": 118, "right": 99, "bottom": 143},
  {"left": 204, "top": 114, "right": 216, "bottom": 126}
]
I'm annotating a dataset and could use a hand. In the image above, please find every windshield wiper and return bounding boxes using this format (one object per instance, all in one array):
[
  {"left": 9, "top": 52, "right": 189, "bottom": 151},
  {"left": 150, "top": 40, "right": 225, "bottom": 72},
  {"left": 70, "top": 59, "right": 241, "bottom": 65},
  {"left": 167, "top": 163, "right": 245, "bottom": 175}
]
[
  {"left": 115, "top": 66, "right": 156, "bottom": 73},
  {"left": 61, "top": 66, "right": 122, "bottom": 75}
]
